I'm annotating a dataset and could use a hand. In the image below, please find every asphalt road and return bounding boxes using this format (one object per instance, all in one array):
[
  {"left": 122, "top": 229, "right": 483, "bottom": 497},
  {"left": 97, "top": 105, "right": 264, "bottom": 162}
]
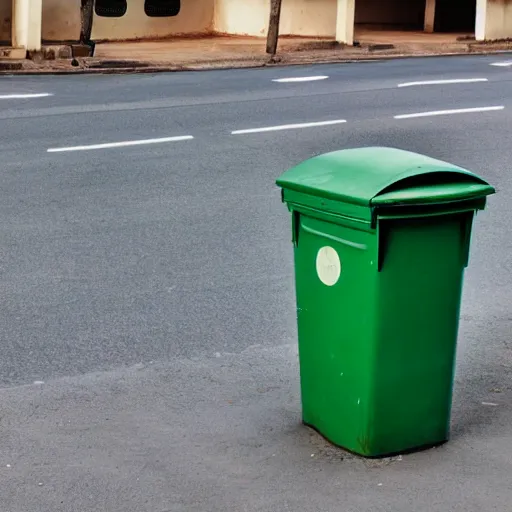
[{"left": 1, "top": 54, "right": 512, "bottom": 511}]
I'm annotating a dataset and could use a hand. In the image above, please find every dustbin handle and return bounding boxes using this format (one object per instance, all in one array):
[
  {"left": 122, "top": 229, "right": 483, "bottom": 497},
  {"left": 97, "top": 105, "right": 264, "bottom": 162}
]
[{"left": 298, "top": 215, "right": 368, "bottom": 251}]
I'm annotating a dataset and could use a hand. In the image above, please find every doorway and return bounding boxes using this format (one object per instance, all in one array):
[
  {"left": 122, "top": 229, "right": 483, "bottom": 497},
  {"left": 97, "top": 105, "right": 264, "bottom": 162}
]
[
  {"left": 354, "top": 0, "right": 476, "bottom": 44},
  {"left": 355, "top": 0, "right": 426, "bottom": 31},
  {"left": 0, "top": 1, "right": 12, "bottom": 45},
  {"left": 434, "top": 0, "right": 476, "bottom": 33}
]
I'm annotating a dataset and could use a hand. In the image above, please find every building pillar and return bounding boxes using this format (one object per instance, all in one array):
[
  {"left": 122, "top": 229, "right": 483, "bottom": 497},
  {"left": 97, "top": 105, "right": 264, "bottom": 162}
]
[
  {"left": 12, "top": 0, "right": 42, "bottom": 51},
  {"left": 424, "top": 0, "right": 436, "bottom": 33},
  {"left": 475, "top": 0, "right": 512, "bottom": 41},
  {"left": 476, "top": 0, "right": 512, "bottom": 41},
  {"left": 475, "top": 0, "right": 490, "bottom": 41},
  {"left": 27, "top": 0, "right": 42, "bottom": 51},
  {"left": 336, "top": 0, "right": 355, "bottom": 45},
  {"left": 12, "top": 0, "right": 29, "bottom": 48}
]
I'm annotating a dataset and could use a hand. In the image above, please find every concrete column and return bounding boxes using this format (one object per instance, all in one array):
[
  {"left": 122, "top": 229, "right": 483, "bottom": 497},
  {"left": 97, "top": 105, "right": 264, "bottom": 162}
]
[
  {"left": 475, "top": 0, "right": 487, "bottom": 41},
  {"left": 12, "top": 0, "right": 29, "bottom": 48},
  {"left": 336, "top": 0, "right": 355, "bottom": 45},
  {"left": 424, "top": 0, "right": 436, "bottom": 33},
  {"left": 12, "top": 0, "right": 41, "bottom": 50},
  {"left": 476, "top": 0, "right": 512, "bottom": 41},
  {"left": 27, "top": 0, "right": 42, "bottom": 51}
]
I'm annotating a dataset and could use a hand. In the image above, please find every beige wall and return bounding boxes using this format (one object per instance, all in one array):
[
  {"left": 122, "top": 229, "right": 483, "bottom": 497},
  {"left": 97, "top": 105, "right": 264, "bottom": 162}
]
[
  {"left": 12, "top": 0, "right": 497, "bottom": 46},
  {"left": 0, "top": 0, "right": 12, "bottom": 42},
  {"left": 476, "top": 0, "right": 512, "bottom": 40},
  {"left": 92, "top": 0, "right": 214, "bottom": 40},
  {"left": 40, "top": 0, "right": 214, "bottom": 42},
  {"left": 281, "top": 0, "right": 337, "bottom": 36},
  {"left": 42, "top": 0, "right": 80, "bottom": 41},
  {"left": 5, "top": 0, "right": 369, "bottom": 45},
  {"left": 214, "top": 0, "right": 270, "bottom": 36},
  {"left": 214, "top": 0, "right": 337, "bottom": 37},
  {"left": 355, "top": 0, "right": 425, "bottom": 26}
]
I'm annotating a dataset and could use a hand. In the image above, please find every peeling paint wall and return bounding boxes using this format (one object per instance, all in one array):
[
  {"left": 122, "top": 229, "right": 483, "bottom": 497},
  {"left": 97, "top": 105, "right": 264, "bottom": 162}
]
[
  {"left": 214, "top": 0, "right": 337, "bottom": 37},
  {"left": 0, "top": 0, "right": 12, "bottom": 42}
]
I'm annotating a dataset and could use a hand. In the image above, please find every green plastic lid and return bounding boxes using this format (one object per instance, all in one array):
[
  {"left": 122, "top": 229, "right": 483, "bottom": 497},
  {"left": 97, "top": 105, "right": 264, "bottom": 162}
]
[{"left": 277, "top": 147, "right": 495, "bottom": 211}]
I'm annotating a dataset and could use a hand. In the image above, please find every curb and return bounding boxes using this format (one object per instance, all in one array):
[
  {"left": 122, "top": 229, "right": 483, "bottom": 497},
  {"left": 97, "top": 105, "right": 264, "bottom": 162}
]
[{"left": 1, "top": 48, "right": 512, "bottom": 76}]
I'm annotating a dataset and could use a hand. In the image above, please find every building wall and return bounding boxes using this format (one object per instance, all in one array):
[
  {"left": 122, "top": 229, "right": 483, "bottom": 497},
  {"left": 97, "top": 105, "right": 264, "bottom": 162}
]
[
  {"left": 0, "top": 0, "right": 12, "bottom": 42},
  {"left": 355, "top": 0, "right": 425, "bottom": 27},
  {"left": 92, "top": 0, "right": 214, "bottom": 40},
  {"left": 41, "top": 0, "right": 214, "bottom": 42},
  {"left": 42, "top": 0, "right": 80, "bottom": 41},
  {"left": 476, "top": 0, "right": 512, "bottom": 40},
  {"left": 280, "top": 0, "right": 337, "bottom": 36},
  {"left": 214, "top": 0, "right": 269, "bottom": 36},
  {"left": 9, "top": 0, "right": 512, "bottom": 46},
  {"left": 214, "top": 0, "right": 337, "bottom": 37}
]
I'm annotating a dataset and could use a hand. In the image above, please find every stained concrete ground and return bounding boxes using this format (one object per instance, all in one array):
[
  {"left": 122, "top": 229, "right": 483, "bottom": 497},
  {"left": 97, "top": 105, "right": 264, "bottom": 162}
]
[
  {"left": 356, "top": 27, "right": 472, "bottom": 43},
  {"left": 2, "top": 340, "right": 510, "bottom": 512},
  {"left": 91, "top": 30, "right": 477, "bottom": 67},
  {"left": 2, "top": 29, "right": 511, "bottom": 74}
]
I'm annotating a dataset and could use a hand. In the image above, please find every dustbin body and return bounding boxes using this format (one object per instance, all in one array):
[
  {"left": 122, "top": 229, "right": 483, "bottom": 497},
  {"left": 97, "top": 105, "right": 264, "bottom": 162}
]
[{"left": 277, "top": 147, "right": 494, "bottom": 457}]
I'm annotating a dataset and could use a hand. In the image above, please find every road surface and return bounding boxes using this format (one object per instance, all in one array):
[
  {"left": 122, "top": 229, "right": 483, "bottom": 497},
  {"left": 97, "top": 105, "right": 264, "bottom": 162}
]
[{"left": 0, "top": 54, "right": 511, "bottom": 511}]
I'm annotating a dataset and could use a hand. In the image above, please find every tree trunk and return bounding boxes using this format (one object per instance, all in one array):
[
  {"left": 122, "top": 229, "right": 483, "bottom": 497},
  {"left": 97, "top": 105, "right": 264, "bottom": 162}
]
[
  {"left": 80, "top": 0, "right": 94, "bottom": 44},
  {"left": 266, "top": 0, "right": 283, "bottom": 55}
]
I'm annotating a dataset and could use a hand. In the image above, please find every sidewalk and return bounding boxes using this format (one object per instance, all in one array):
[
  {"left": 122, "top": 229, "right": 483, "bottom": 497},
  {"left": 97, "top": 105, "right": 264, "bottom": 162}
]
[
  {"left": 3, "top": 31, "right": 512, "bottom": 74},
  {"left": 1, "top": 334, "right": 511, "bottom": 511}
]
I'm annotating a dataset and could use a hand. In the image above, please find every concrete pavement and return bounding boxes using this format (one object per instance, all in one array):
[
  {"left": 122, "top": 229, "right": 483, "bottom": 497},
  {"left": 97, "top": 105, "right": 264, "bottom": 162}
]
[
  {"left": 0, "top": 55, "right": 511, "bottom": 511},
  {"left": 3, "top": 33, "right": 512, "bottom": 75}
]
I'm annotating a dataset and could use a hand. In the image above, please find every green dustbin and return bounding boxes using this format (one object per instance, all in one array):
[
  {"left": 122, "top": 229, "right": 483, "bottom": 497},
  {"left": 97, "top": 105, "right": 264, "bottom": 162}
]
[{"left": 276, "top": 147, "right": 494, "bottom": 458}]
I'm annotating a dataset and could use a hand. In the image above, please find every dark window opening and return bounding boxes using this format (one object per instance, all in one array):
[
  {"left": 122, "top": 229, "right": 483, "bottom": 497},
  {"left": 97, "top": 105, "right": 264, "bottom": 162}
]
[
  {"left": 144, "top": 0, "right": 181, "bottom": 17},
  {"left": 95, "top": 0, "right": 128, "bottom": 17}
]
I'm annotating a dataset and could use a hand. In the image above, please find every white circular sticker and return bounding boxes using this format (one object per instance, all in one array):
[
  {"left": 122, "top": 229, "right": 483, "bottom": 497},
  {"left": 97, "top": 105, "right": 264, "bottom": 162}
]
[{"left": 316, "top": 246, "right": 341, "bottom": 287}]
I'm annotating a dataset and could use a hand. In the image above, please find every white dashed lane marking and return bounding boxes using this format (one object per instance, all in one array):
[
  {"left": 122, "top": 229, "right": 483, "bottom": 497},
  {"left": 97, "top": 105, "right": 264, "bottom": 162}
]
[
  {"left": 490, "top": 61, "right": 512, "bottom": 67},
  {"left": 232, "top": 119, "right": 347, "bottom": 135},
  {"left": 0, "top": 93, "right": 53, "bottom": 100},
  {"left": 272, "top": 76, "right": 329, "bottom": 83},
  {"left": 397, "top": 78, "right": 488, "bottom": 88},
  {"left": 394, "top": 106, "right": 504, "bottom": 120},
  {"left": 47, "top": 135, "right": 194, "bottom": 153}
]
